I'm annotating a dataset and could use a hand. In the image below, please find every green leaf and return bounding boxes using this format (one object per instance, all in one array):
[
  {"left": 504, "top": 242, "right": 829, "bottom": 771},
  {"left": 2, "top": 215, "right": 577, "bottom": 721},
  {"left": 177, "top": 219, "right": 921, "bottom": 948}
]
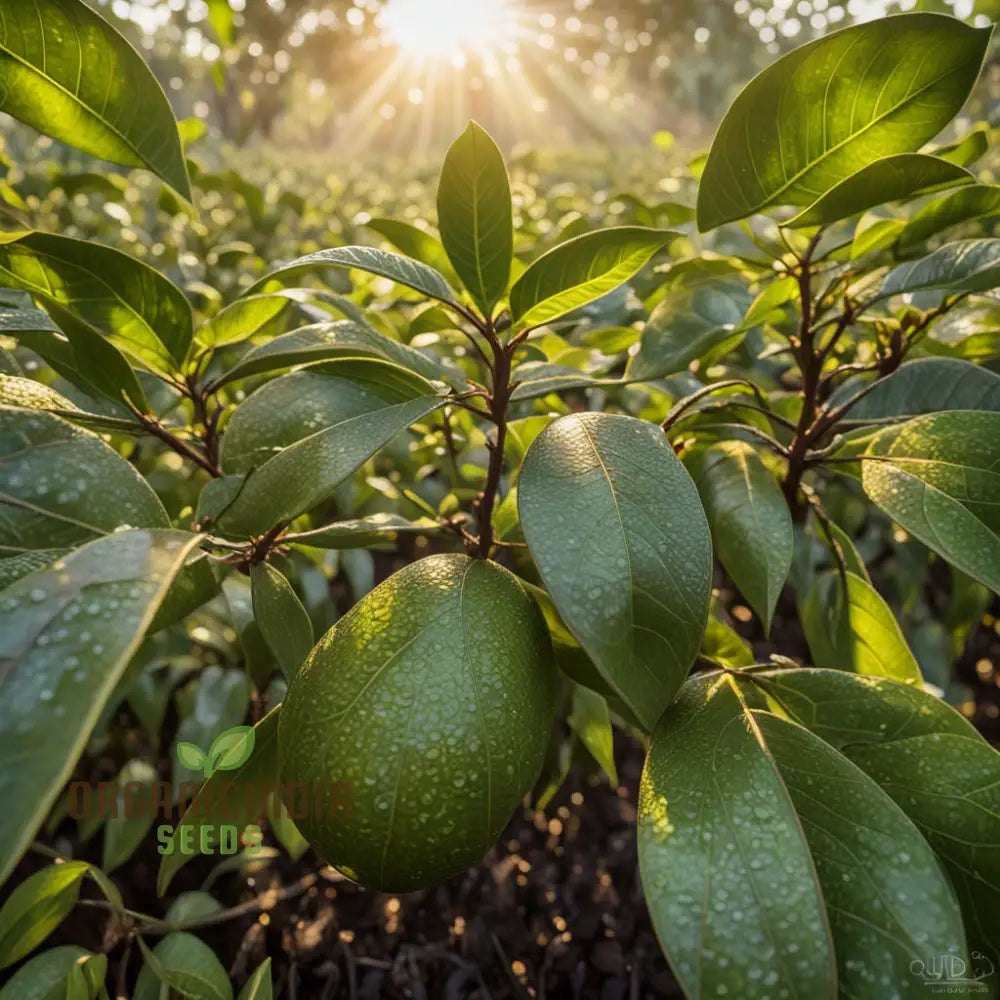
[
  {"left": 754, "top": 712, "right": 969, "bottom": 992},
  {"left": 217, "top": 394, "right": 443, "bottom": 537},
  {"left": 220, "top": 358, "right": 442, "bottom": 475},
  {"left": 0, "top": 0, "right": 191, "bottom": 198},
  {"left": 0, "top": 374, "right": 134, "bottom": 434},
  {"left": 898, "top": 184, "right": 1000, "bottom": 252},
  {"left": 0, "top": 549, "right": 64, "bottom": 590},
  {"left": 880, "top": 238, "right": 1000, "bottom": 297},
  {"left": 696, "top": 13, "right": 991, "bottom": 230},
  {"left": 637, "top": 674, "right": 836, "bottom": 998},
  {"left": 684, "top": 441, "right": 792, "bottom": 632},
  {"left": 0, "top": 530, "right": 201, "bottom": 887},
  {"left": 250, "top": 563, "right": 313, "bottom": 681},
  {"left": 850, "top": 217, "right": 907, "bottom": 260},
  {"left": 0, "top": 861, "right": 89, "bottom": 968},
  {"left": 285, "top": 513, "right": 440, "bottom": 549},
  {"left": 861, "top": 410, "right": 1000, "bottom": 593},
  {"left": 757, "top": 667, "right": 1000, "bottom": 960},
  {"left": 567, "top": 684, "right": 617, "bottom": 785},
  {"left": 207, "top": 725, "right": 256, "bottom": 773},
  {"left": 626, "top": 269, "right": 752, "bottom": 381},
  {"left": 0, "top": 407, "right": 167, "bottom": 552},
  {"left": 930, "top": 124, "right": 990, "bottom": 167},
  {"left": 437, "top": 121, "right": 513, "bottom": 317},
  {"left": 787, "top": 154, "right": 973, "bottom": 228},
  {"left": 831, "top": 358, "right": 1000, "bottom": 421},
  {"left": 518, "top": 413, "right": 712, "bottom": 731},
  {"left": 212, "top": 320, "right": 452, "bottom": 388},
  {"left": 0, "top": 946, "right": 93, "bottom": 1000},
  {"left": 740, "top": 274, "right": 798, "bottom": 329},
  {"left": 137, "top": 933, "right": 233, "bottom": 1000},
  {"left": 365, "top": 218, "right": 456, "bottom": 280},
  {"left": 0, "top": 232, "right": 193, "bottom": 370},
  {"left": 237, "top": 959, "right": 273, "bottom": 1000},
  {"left": 700, "top": 603, "right": 754, "bottom": 669},
  {"left": 248, "top": 246, "right": 457, "bottom": 306},
  {"left": 509, "top": 227, "right": 675, "bottom": 330},
  {"left": 801, "top": 570, "right": 923, "bottom": 684},
  {"left": 157, "top": 707, "right": 279, "bottom": 894},
  {"left": 195, "top": 293, "right": 303, "bottom": 350}
]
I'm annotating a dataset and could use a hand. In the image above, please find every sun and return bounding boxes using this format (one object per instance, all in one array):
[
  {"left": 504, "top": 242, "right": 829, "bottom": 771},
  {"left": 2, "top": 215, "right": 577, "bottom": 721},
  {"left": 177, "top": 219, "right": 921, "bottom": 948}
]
[{"left": 378, "top": 0, "right": 517, "bottom": 59}]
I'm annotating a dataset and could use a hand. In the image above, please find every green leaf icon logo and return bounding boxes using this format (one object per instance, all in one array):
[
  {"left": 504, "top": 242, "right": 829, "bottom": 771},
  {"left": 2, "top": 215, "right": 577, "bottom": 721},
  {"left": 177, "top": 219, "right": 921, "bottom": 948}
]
[
  {"left": 176, "top": 741, "right": 208, "bottom": 775},
  {"left": 207, "top": 726, "right": 256, "bottom": 775}
]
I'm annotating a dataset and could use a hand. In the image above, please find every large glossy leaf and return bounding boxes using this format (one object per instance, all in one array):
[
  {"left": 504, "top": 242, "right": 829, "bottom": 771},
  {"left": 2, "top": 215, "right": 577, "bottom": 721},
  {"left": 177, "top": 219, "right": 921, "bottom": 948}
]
[
  {"left": 212, "top": 320, "right": 451, "bottom": 388},
  {"left": 157, "top": 707, "right": 279, "bottom": 894},
  {"left": 0, "top": 407, "right": 167, "bottom": 551},
  {"left": 626, "top": 268, "right": 752, "bottom": 381},
  {"left": 684, "top": 440, "right": 792, "bottom": 632},
  {"left": 0, "top": 0, "right": 191, "bottom": 199},
  {"left": 757, "top": 667, "right": 1000, "bottom": 960},
  {"left": 696, "top": 14, "right": 991, "bottom": 230},
  {"left": 880, "top": 238, "right": 1000, "bottom": 298},
  {"left": 862, "top": 410, "right": 1000, "bottom": 593},
  {"left": 0, "top": 374, "right": 137, "bottom": 434},
  {"left": 250, "top": 563, "right": 313, "bottom": 682},
  {"left": 0, "top": 946, "right": 96, "bottom": 1000},
  {"left": 437, "top": 121, "right": 513, "bottom": 317},
  {"left": 247, "top": 246, "right": 457, "bottom": 306},
  {"left": 898, "top": 184, "right": 1000, "bottom": 252},
  {"left": 830, "top": 358, "right": 1000, "bottom": 421},
  {"left": 801, "top": 570, "right": 923, "bottom": 684},
  {"left": 787, "top": 154, "right": 973, "bottom": 228},
  {"left": 0, "top": 232, "right": 193, "bottom": 370},
  {"left": 217, "top": 393, "right": 444, "bottom": 536},
  {"left": 508, "top": 227, "right": 674, "bottom": 330},
  {"left": 221, "top": 358, "right": 442, "bottom": 474},
  {"left": 639, "top": 671, "right": 971, "bottom": 998},
  {"left": 638, "top": 674, "right": 836, "bottom": 998},
  {"left": 0, "top": 530, "right": 201, "bottom": 887},
  {"left": 518, "top": 412, "right": 712, "bottom": 730}
]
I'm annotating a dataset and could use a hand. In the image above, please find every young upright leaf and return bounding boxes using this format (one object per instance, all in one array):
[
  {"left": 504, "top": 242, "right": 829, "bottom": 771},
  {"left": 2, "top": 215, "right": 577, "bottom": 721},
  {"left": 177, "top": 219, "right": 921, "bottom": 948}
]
[
  {"left": 0, "top": 530, "right": 201, "bottom": 887},
  {"left": 697, "top": 13, "right": 991, "bottom": 230},
  {"left": 0, "top": 232, "right": 193, "bottom": 370},
  {"left": 0, "top": 0, "right": 191, "bottom": 198},
  {"left": 519, "top": 413, "right": 712, "bottom": 730},
  {"left": 509, "top": 227, "right": 675, "bottom": 330},
  {"left": 237, "top": 959, "right": 273, "bottom": 1000},
  {"left": 437, "top": 122, "right": 513, "bottom": 317},
  {"left": 787, "top": 154, "right": 973, "bottom": 228},
  {"left": 861, "top": 410, "right": 1000, "bottom": 593},
  {"left": 0, "top": 861, "right": 89, "bottom": 969},
  {"left": 250, "top": 563, "right": 314, "bottom": 681},
  {"left": 801, "top": 571, "right": 923, "bottom": 684},
  {"left": 248, "top": 246, "right": 457, "bottom": 306},
  {"left": 898, "top": 184, "right": 1000, "bottom": 252},
  {"left": 880, "top": 238, "right": 1000, "bottom": 298},
  {"left": 684, "top": 440, "right": 792, "bottom": 632},
  {"left": 0, "top": 407, "right": 168, "bottom": 551}
]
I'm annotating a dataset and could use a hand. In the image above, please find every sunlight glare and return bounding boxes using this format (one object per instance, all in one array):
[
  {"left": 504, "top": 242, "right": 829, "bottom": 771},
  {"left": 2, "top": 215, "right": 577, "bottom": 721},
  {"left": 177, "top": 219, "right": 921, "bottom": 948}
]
[{"left": 379, "top": 0, "right": 516, "bottom": 59}]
